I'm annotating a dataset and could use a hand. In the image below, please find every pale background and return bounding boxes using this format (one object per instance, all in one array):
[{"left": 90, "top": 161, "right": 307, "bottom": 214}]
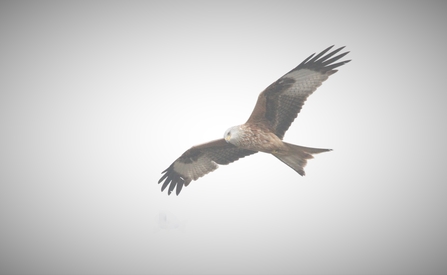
[{"left": 1, "top": 1, "right": 446, "bottom": 275}]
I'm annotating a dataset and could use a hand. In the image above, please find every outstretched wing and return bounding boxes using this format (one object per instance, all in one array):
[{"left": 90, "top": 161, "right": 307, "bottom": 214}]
[
  {"left": 158, "top": 139, "right": 257, "bottom": 195},
  {"left": 246, "top": 45, "right": 351, "bottom": 139}
]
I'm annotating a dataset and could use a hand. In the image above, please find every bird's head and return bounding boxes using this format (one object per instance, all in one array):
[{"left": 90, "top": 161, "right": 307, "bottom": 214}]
[{"left": 224, "top": 125, "right": 242, "bottom": 146}]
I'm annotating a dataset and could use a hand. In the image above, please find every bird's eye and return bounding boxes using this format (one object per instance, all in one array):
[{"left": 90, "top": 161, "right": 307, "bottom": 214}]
[{"left": 224, "top": 131, "right": 231, "bottom": 141}]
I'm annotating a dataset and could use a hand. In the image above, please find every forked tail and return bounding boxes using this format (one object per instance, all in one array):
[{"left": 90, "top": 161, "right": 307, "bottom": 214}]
[{"left": 273, "top": 142, "right": 331, "bottom": 176}]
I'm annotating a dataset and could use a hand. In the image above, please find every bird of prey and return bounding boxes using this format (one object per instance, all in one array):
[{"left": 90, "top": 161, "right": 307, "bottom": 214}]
[{"left": 159, "top": 45, "right": 350, "bottom": 195}]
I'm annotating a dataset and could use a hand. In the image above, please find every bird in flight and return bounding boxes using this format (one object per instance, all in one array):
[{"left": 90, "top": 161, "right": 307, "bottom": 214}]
[{"left": 159, "top": 45, "right": 351, "bottom": 195}]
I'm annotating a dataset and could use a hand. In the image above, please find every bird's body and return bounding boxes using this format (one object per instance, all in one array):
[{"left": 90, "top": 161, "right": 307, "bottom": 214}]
[
  {"left": 159, "top": 46, "right": 351, "bottom": 195},
  {"left": 224, "top": 123, "right": 284, "bottom": 153}
]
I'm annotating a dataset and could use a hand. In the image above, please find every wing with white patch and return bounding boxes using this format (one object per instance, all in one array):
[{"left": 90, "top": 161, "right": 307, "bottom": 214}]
[
  {"left": 247, "top": 45, "right": 351, "bottom": 139},
  {"left": 158, "top": 139, "right": 257, "bottom": 195}
]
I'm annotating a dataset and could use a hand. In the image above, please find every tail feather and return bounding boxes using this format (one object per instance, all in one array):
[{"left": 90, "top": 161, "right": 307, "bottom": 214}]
[{"left": 273, "top": 142, "right": 331, "bottom": 176}]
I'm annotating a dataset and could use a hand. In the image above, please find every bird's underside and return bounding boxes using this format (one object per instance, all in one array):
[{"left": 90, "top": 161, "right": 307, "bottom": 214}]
[{"left": 158, "top": 45, "right": 351, "bottom": 195}]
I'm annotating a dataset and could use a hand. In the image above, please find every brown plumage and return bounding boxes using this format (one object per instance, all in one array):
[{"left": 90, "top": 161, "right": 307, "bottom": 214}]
[{"left": 159, "top": 45, "right": 351, "bottom": 195}]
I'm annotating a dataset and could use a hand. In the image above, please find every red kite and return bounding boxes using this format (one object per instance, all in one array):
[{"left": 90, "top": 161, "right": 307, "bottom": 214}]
[{"left": 159, "top": 46, "right": 350, "bottom": 195}]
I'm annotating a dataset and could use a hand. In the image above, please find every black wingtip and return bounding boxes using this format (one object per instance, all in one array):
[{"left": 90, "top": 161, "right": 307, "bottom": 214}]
[
  {"left": 308, "top": 45, "right": 334, "bottom": 63},
  {"left": 158, "top": 163, "right": 189, "bottom": 196},
  {"left": 294, "top": 45, "right": 351, "bottom": 73},
  {"left": 176, "top": 180, "right": 184, "bottom": 195},
  {"left": 158, "top": 165, "right": 184, "bottom": 195}
]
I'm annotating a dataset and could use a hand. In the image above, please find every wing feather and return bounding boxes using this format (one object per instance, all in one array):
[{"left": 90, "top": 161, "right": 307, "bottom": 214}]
[
  {"left": 247, "top": 45, "right": 351, "bottom": 139},
  {"left": 158, "top": 139, "right": 257, "bottom": 195}
]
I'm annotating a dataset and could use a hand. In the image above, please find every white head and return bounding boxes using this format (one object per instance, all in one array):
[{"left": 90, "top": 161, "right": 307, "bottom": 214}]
[{"left": 224, "top": 125, "right": 242, "bottom": 146}]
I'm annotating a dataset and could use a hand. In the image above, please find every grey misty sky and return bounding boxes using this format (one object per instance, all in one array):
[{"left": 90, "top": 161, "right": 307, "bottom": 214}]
[{"left": 0, "top": 1, "right": 446, "bottom": 275}]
